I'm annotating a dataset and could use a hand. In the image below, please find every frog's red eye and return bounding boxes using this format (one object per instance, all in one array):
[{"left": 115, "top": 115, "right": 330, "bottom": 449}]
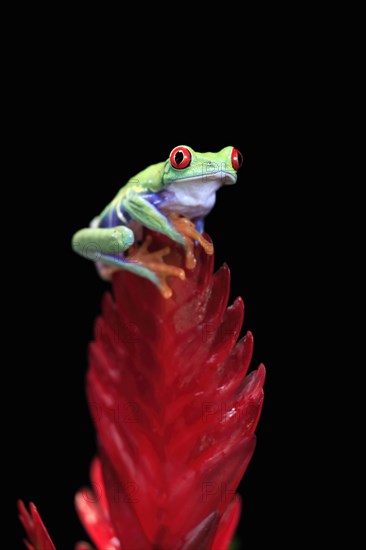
[
  {"left": 169, "top": 146, "right": 191, "bottom": 169},
  {"left": 231, "top": 148, "right": 243, "bottom": 170}
]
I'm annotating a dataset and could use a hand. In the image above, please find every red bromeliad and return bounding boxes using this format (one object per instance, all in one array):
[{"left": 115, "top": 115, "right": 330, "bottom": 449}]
[{"left": 19, "top": 230, "right": 265, "bottom": 550}]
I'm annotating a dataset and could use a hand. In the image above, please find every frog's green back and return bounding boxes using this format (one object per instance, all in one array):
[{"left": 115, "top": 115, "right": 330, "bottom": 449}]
[
  {"left": 99, "top": 160, "right": 166, "bottom": 218},
  {"left": 124, "top": 160, "right": 166, "bottom": 194}
]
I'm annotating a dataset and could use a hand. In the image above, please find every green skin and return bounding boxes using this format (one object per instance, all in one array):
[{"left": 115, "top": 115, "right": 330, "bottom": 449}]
[{"left": 72, "top": 145, "right": 238, "bottom": 287}]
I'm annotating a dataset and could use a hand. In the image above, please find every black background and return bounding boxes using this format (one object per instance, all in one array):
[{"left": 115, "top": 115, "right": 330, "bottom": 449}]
[{"left": 5, "top": 13, "right": 345, "bottom": 550}]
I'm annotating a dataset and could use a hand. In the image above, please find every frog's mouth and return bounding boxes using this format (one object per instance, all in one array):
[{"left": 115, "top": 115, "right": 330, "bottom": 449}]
[
  {"left": 160, "top": 171, "right": 236, "bottom": 219},
  {"left": 172, "top": 170, "right": 237, "bottom": 187}
]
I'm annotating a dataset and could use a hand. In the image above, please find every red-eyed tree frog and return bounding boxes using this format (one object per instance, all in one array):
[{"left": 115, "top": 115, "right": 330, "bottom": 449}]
[{"left": 72, "top": 145, "right": 243, "bottom": 297}]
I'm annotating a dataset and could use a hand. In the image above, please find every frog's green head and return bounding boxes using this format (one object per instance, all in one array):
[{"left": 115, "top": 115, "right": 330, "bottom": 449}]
[
  {"left": 157, "top": 145, "right": 243, "bottom": 219},
  {"left": 162, "top": 145, "right": 243, "bottom": 187}
]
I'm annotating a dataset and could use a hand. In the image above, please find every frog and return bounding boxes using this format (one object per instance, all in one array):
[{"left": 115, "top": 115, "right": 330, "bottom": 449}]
[{"left": 72, "top": 145, "right": 243, "bottom": 298}]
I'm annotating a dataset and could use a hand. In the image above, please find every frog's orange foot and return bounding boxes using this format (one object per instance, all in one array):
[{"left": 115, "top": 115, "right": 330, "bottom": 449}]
[
  {"left": 128, "top": 235, "right": 185, "bottom": 299},
  {"left": 169, "top": 214, "right": 214, "bottom": 270}
]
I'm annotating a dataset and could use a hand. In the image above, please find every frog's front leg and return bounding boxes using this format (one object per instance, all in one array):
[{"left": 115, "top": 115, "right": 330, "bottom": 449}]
[
  {"left": 123, "top": 195, "right": 186, "bottom": 247},
  {"left": 168, "top": 214, "right": 214, "bottom": 270}
]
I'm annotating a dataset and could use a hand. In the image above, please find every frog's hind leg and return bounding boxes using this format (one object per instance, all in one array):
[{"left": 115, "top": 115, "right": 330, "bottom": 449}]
[
  {"left": 72, "top": 225, "right": 184, "bottom": 298},
  {"left": 95, "top": 249, "right": 167, "bottom": 289},
  {"left": 72, "top": 226, "right": 134, "bottom": 263},
  {"left": 95, "top": 238, "right": 186, "bottom": 298},
  {"left": 72, "top": 225, "right": 134, "bottom": 279}
]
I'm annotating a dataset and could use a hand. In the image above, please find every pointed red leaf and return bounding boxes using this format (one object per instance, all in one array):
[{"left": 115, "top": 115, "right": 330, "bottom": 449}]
[
  {"left": 75, "top": 543, "right": 95, "bottom": 550},
  {"left": 212, "top": 495, "right": 241, "bottom": 550},
  {"left": 18, "top": 500, "right": 56, "bottom": 550},
  {"left": 74, "top": 487, "right": 119, "bottom": 550}
]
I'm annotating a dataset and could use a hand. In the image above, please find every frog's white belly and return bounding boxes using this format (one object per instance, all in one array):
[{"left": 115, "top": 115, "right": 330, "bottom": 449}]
[{"left": 161, "top": 178, "right": 222, "bottom": 219}]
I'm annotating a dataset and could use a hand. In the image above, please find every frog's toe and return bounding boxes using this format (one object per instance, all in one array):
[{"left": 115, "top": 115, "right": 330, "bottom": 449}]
[{"left": 169, "top": 214, "right": 214, "bottom": 269}]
